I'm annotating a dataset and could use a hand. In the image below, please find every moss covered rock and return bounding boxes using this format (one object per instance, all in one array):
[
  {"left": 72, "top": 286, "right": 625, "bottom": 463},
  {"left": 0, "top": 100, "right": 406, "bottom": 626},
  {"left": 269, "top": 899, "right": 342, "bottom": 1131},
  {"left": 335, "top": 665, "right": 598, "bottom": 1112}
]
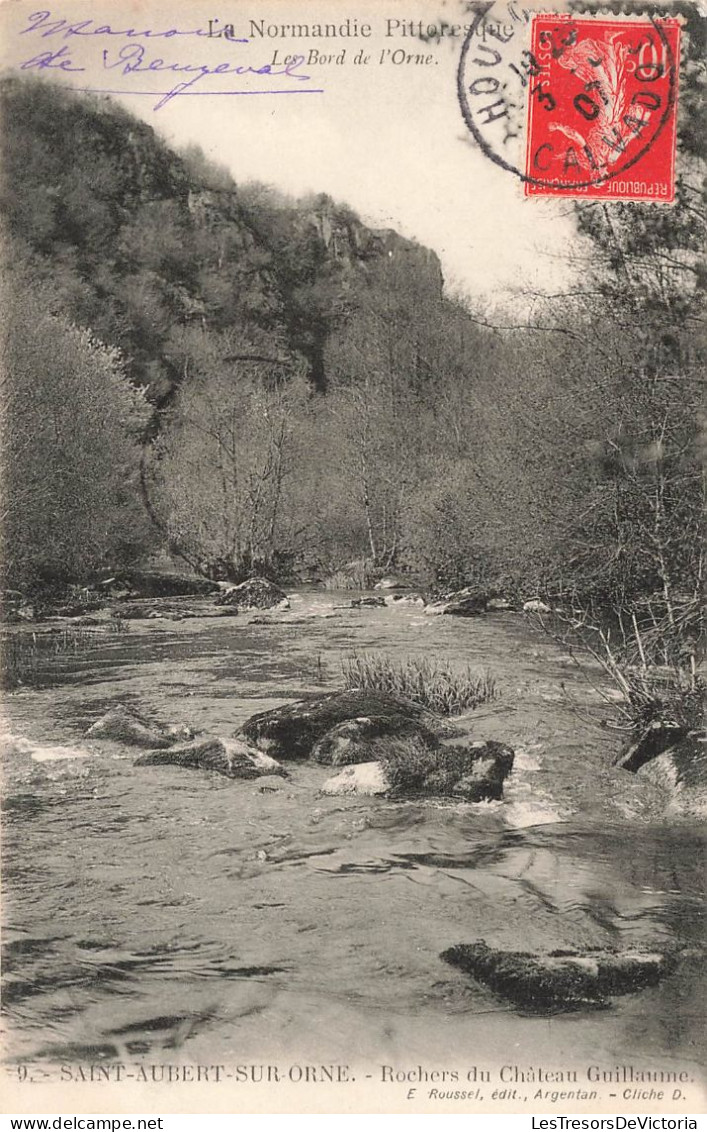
[
  {"left": 382, "top": 738, "right": 514, "bottom": 800},
  {"left": 442, "top": 940, "right": 675, "bottom": 1013},
  {"left": 239, "top": 690, "right": 456, "bottom": 762}
]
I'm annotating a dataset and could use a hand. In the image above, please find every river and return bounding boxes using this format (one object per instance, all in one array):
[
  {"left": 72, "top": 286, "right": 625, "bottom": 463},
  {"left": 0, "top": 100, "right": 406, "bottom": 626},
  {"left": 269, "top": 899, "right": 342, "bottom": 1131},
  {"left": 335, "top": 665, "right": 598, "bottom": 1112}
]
[{"left": 2, "top": 591, "right": 705, "bottom": 1107}]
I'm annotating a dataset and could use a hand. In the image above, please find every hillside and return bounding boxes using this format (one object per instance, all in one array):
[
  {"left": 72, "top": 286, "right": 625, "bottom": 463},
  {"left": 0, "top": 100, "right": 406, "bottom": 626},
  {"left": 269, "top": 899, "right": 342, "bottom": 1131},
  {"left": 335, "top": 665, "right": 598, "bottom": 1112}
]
[{"left": 0, "top": 75, "right": 444, "bottom": 404}]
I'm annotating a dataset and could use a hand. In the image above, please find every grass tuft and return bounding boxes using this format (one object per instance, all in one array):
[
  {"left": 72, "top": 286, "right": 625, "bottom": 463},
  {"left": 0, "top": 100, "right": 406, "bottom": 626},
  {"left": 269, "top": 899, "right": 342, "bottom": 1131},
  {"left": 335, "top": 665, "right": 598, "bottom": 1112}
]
[
  {"left": 1, "top": 622, "right": 129, "bottom": 688},
  {"left": 341, "top": 651, "right": 497, "bottom": 716}
]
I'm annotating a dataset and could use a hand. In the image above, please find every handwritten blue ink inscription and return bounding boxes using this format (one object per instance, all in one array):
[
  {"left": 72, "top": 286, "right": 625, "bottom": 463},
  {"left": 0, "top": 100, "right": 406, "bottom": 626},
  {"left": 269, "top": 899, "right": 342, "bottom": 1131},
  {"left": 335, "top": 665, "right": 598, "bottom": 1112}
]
[{"left": 18, "top": 10, "right": 323, "bottom": 109}]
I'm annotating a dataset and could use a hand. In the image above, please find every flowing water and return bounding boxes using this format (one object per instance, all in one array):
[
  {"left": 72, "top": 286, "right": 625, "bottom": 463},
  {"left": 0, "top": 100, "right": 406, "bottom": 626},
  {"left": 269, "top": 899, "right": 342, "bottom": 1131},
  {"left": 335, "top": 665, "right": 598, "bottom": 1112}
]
[{"left": 2, "top": 592, "right": 705, "bottom": 1099}]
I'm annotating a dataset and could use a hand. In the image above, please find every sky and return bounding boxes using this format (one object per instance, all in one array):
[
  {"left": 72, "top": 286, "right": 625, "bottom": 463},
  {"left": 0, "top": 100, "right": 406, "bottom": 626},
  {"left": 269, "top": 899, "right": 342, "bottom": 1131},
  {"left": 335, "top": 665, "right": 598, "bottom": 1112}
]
[{"left": 1, "top": 0, "right": 583, "bottom": 305}]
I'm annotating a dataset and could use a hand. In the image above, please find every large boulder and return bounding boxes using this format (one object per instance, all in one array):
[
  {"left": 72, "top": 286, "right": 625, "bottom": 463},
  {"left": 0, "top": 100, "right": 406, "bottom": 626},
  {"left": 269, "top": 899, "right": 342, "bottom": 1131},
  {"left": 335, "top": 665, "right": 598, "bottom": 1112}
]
[
  {"left": 382, "top": 737, "right": 514, "bottom": 800},
  {"left": 442, "top": 940, "right": 675, "bottom": 1013},
  {"left": 135, "top": 736, "right": 285, "bottom": 779},
  {"left": 424, "top": 589, "right": 488, "bottom": 616},
  {"left": 216, "top": 577, "right": 289, "bottom": 611},
  {"left": 238, "top": 690, "right": 457, "bottom": 761},
  {"left": 85, "top": 705, "right": 194, "bottom": 749}
]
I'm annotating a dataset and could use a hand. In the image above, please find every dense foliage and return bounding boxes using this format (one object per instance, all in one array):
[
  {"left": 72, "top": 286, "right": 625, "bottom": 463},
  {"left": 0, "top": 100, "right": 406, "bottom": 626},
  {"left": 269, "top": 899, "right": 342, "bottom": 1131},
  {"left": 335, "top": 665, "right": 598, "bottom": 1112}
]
[{"left": 1, "top": 73, "right": 703, "bottom": 652}]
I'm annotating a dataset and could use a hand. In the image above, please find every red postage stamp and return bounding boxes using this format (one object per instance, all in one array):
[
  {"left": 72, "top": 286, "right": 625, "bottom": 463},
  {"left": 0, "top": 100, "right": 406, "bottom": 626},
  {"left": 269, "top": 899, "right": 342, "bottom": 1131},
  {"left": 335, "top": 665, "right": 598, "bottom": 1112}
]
[{"left": 524, "top": 15, "right": 681, "bottom": 201}]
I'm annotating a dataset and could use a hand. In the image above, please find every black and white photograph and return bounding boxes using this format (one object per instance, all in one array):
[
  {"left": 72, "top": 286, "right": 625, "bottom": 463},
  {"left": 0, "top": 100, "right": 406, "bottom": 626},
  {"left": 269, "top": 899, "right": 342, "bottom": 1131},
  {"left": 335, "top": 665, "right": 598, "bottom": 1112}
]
[{"left": 1, "top": 0, "right": 705, "bottom": 1116}]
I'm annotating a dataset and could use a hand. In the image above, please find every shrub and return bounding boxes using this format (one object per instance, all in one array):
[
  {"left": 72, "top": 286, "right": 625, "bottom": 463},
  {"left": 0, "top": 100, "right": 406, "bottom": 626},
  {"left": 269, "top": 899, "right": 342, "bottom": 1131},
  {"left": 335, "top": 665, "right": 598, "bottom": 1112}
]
[{"left": 341, "top": 651, "right": 497, "bottom": 716}]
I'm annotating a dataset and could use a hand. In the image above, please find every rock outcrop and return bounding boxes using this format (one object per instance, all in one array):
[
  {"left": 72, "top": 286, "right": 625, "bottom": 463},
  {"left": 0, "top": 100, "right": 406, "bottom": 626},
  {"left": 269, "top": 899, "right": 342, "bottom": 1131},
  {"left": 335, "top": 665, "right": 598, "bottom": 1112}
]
[
  {"left": 216, "top": 577, "right": 289, "bottom": 611},
  {"left": 442, "top": 940, "right": 675, "bottom": 1013}
]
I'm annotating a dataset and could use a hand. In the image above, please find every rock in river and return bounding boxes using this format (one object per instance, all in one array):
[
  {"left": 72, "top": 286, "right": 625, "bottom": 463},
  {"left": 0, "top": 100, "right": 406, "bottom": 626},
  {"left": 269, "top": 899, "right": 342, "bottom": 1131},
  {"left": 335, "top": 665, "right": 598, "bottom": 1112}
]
[
  {"left": 85, "top": 705, "right": 194, "bottom": 749},
  {"left": 320, "top": 737, "right": 514, "bottom": 801},
  {"left": 238, "top": 690, "right": 456, "bottom": 761},
  {"left": 135, "top": 737, "right": 285, "bottom": 779},
  {"left": 441, "top": 940, "right": 675, "bottom": 1013},
  {"left": 615, "top": 720, "right": 707, "bottom": 818},
  {"left": 381, "top": 737, "right": 514, "bottom": 800},
  {"left": 216, "top": 576, "right": 290, "bottom": 611}
]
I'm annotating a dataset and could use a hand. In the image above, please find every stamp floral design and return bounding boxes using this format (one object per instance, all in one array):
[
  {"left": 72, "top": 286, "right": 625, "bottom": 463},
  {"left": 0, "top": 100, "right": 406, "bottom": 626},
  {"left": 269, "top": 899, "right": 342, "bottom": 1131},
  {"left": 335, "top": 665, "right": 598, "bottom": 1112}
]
[{"left": 524, "top": 16, "right": 681, "bottom": 200}]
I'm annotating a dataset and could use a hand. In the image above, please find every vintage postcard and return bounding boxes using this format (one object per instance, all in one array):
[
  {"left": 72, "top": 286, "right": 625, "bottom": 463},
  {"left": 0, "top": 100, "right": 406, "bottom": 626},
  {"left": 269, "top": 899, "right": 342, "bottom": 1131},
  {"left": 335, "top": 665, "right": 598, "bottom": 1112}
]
[{"left": 1, "top": 0, "right": 705, "bottom": 1117}]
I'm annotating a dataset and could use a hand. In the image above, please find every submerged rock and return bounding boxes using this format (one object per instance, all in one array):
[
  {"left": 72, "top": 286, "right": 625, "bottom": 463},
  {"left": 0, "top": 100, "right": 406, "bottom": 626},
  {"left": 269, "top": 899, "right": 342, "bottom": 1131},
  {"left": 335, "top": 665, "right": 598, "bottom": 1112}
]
[
  {"left": 85, "top": 705, "right": 194, "bottom": 749},
  {"left": 135, "top": 737, "right": 285, "bottom": 779},
  {"left": 350, "top": 596, "right": 386, "bottom": 608},
  {"left": 321, "top": 761, "right": 390, "bottom": 796},
  {"left": 113, "top": 601, "right": 238, "bottom": 621},
  {"left": 441, "top": 940, "right": 675, "bottom": 1013},
  {"left": 216, "top": 576, "right": 289, "bottom": 611},
  {"left": 239, "top": 690, "right": 456, "bottom": 761}
]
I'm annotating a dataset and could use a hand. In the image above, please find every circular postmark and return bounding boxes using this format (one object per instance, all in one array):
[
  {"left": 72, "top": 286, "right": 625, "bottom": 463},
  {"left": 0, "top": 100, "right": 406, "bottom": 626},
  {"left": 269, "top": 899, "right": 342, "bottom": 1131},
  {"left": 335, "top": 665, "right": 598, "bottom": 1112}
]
[{"left": 457, "top": 1, "right": 680, "bottom": 196}]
